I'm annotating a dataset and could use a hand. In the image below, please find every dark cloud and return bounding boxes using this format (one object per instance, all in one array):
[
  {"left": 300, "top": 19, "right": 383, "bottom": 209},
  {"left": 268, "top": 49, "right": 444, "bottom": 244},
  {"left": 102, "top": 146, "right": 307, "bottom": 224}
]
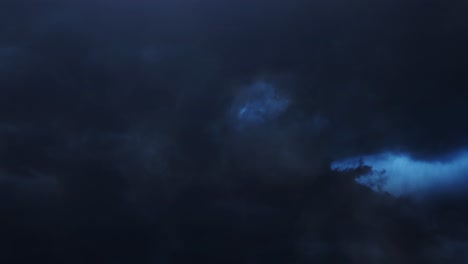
[{"left": 0, "top": 0, "right": 467, "bottom": 263}]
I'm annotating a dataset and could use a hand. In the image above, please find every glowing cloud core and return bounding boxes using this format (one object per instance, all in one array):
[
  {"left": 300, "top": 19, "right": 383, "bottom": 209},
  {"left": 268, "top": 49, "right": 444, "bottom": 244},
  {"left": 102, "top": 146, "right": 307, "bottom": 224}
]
[
  {"left": 332, "top": 151, "right": 468, "bottom": 196},
  {"left": 233, "top": 81, "right": 289, "bottom": 128}
]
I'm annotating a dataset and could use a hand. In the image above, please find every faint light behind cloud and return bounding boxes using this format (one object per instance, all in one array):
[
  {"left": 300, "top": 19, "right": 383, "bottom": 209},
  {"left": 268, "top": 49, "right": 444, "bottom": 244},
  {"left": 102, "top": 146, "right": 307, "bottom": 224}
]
[{"left": 232, "top": 81, "right": 289, "bottom": 129}]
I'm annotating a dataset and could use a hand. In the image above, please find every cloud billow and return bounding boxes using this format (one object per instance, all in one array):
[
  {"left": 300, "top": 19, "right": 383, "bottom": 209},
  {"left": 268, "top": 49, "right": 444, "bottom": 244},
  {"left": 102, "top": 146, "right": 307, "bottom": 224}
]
[{"left": 0, "top": 0, "right": 467, "bottom": 263}]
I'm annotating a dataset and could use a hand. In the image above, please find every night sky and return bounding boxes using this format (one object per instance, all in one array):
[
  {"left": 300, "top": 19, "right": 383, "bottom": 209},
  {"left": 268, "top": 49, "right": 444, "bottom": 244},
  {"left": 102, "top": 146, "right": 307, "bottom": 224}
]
[{"left": 1, "top": 0, "right": 468, "bottom": 263}]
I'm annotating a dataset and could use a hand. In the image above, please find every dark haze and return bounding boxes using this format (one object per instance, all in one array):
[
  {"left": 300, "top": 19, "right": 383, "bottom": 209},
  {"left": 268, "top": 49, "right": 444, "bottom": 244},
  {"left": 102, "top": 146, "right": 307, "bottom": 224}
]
[{"left": 1, "top": 0, "right": 468, "bottom": 263}]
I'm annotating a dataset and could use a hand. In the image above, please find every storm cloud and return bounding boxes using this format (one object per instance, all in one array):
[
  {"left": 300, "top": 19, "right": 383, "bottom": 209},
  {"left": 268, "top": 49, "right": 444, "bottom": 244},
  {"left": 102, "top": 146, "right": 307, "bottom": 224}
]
[{"left": 0, "top": 0, "right": 468, "bottom": 263}]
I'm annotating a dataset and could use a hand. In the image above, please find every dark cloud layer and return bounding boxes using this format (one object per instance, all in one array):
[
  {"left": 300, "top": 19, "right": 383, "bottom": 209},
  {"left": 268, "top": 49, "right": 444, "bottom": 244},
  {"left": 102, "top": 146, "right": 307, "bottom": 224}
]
[{"left": 0, "top": 0, "right": 468, "bottom": 263}]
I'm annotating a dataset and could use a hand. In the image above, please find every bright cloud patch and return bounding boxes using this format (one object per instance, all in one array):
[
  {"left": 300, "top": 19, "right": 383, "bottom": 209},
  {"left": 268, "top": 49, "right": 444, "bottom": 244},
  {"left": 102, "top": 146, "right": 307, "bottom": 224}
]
[
  {"left": 332, "top": 151, "right": 468, "bottom": 196},
  {"left": 233, "top": 81, "right": 289, "bottom": 128}
]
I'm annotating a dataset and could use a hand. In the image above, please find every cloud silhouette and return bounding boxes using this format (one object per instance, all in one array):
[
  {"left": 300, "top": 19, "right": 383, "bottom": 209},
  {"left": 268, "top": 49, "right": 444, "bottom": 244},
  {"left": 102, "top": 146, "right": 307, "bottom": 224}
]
[{"left": 0, "top": 0, "right": 467, "bottom": 263}]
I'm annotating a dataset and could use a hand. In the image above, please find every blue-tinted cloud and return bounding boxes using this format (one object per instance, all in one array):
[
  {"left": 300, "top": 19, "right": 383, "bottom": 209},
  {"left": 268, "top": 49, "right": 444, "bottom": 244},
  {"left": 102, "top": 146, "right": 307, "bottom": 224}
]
[
  {"left": 332, "top": 150, "right": 468, "bottom": 196},
  {"left": 232, "top": 81, "right": 289, "bottom": 129}
]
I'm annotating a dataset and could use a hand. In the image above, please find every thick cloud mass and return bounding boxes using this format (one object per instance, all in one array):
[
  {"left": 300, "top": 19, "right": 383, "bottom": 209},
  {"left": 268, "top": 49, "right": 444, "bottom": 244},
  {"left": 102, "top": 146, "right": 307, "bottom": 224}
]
[
  {"left": 0, "top": 0, "right": 468, "bottom": 263},
  {"left": 333, "top": 151, "right": 468, "bottom": 196}
]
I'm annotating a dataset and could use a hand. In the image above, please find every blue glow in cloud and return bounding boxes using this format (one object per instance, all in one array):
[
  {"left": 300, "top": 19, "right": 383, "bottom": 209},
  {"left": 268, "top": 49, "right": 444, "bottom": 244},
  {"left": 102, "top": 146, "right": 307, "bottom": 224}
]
[
  {"left": 232, "top": 81, "right": 289, "bottom": 128},
  {"left": 332, "top": 151, "right": 468, "bottom": 196}
]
